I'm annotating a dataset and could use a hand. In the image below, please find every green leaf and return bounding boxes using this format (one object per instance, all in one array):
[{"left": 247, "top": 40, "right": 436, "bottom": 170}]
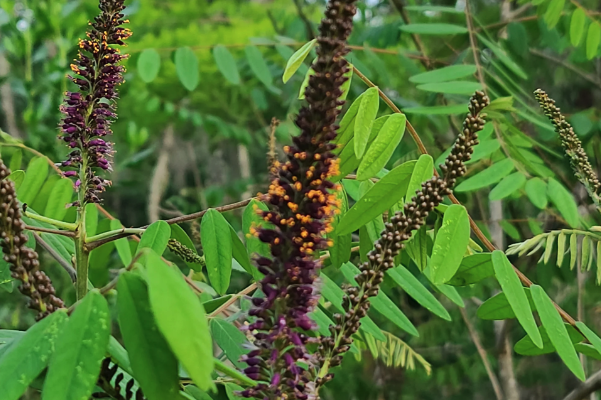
[
  {"left": 283, "top": 39, "right": 316, "bottom": 83},
  {"left": 137, "top": 220, "right": 171, "bottom": 257},
  {"left": 242, "top": 199, "right": 270, "bottom": 260},
  {"left": 185, "top": 386, "right": 213, "bottom": 400},
  {"left": 476, "top": 289, "right": 535, "bottom": 320},
  {"left": 570, "top": 233, "right": 578, "bottom": 270},
  {"left": 570, "top": 8, "right": 587, "bottom": 47},
  {"left": 492, "top": 250, "right": 543, "bottom": 348},
  {"left": 586, "top": 23, "right": 601, "bottom": 59},
  {"left": 329, "top": 188, "right": 351, "bottom": 269},
  {"left": 400, "top": 23, "right": 468, "bottom": 35},
  {"left": 466, "top": 139, "right": 501, "bottom": 164},
  {"left": 0, "top": 311, "right": 68, "bottom": 400},
  {"left": 85, "top": 202, "right": 98, "bottom": 236},
  {"left": 170, "top": 224, "right": 202, "bottom": 272},
  {"left": 353, "top": 87, "right": 380, "bottom": 159},
  {"left": 340, "top": 262, "right": 418, "bottom": 336},
  {"left": 525, "top": 178, "right": 548, "bottom": 209},
  {"left": 387, "top": 265, "right": 451, "bottom": 321},
  {"left": 9, "top": 149, "right": 21, "bottom": 171},
  {"left": 405, "top": 154, "right": 433, "bottom": 203},
  {"left": 175, "top": 47, "right": 200, "bottom": 91},
  {"left": 409, "top": 65, "right": 477, "bottom": 84},
  {"left": 225, "top": 383, "right": 245, "bottom": 400},
  {"left": 117, "top": 273, "right": 181, "bottom": 400},
  {"left": 245, "top": 46, "right": 273, "bottom": 87},
  {"left": 404, "top": 5, "right": 463, "bottom": 13},
  {"left": 18, "top": 157, "right": 49, "bottom": 204},
  {"left": 44, "top": 178, "right": 73, "bottom": 221},
  {"left": 107, "top": 336, "right": 133, "bottom": 376},
  {"left": 574, "top": 343, "right": 601, "bottom": 360},
  {"left": 544, "top": 0, "right": 565, "bottom": 29},
  {"left": 336, "top": 160, "right": 416, "bottom": 235},
  {"left": 430, "top": 205, "right": 470, "bottom": 284},
  {"left": 515, "top": 324, "right": 583, "bottom": 356},
  {"left": 201, "top": 209, "right": 233, "bottom": 295},
  {"left": 448, "top": 253, "right": 494, "bottom": 286},
  {"left": 455, "top": 158, "right": 515, "bottom": 192},
  {"left": 137, "top": 49, "right": 161, "bottom": 83},
  {"left": 7, "top": 170, "right": 24, "bottom": 190},
  {"left": 556, "top": 232, "right": 567, "bottom": 267},
  {"left": 575, "top": 322, "right": 601, "bottom": 360},
  {"left": 310, "top": 306, "right": 335, "bottom": 336},
  {"left": 547, "top": 178, "right": 579, "bottom": 227},
  {"left": 213, "top": 45, "right": 240, "bottom": 85},
  {"left": 210, "top": 318, "right": 249, "bottom": 368},
  {"left": 43, "top": 291, "right": 110, "bottom": 400},
  {"left": 531, "top": 285, "right": 585, "bottom": 381},
  {"left": 489, "top": 172, "right": 526, "bottom": 201},
  {"left": 110, "top": 219, "right": 132, "bottom": 266},
  {"left": 145, "top": 251, "right": 214, "bottom": 391},
  {"left": 416, "top": 81, "right": 482, "bottom": 95},
  {"left": 404, "top": 104, "right": 468, "bottom": 115},
  {"left": 477, "top": 34, "right": 528, "bottom": 79},
  {"left": 357, "top": 113, "right": 406, "bottom": 180},
  {"left": 336, "top": 89, "right": 370, "bottom": 148},
  {"left": 230, "top": 226, "right": 254, "bottom": 278}
]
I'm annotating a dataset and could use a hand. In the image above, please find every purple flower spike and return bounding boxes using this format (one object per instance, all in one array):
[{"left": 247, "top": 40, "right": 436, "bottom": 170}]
[{"left": 57, "top": 0, "right": 131, "bottom": 204}]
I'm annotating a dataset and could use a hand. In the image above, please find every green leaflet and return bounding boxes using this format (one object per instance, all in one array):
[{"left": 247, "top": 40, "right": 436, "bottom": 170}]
[
  {"left": 107, "top": 336, "right": 134, "bottom": 377},
  {"left": 335, "top": 115, "right": 390, "bottom": 182},
  {"left": 586, "top": 23, "right": 601, "bottom": 60},
  {"left": 202, "top": 295, "right": 232, "bottom": 314},
  {"left": 18, "top": 157, "right": 49, "bottom": 204},
  {"left": 570, "top": 8, "right": 587, "bottom": 47},
  {"left": 7, "top": 170, "right": 24, "bottom": 191},
  {"left": 525, "top": 177, "right": 548, "bottom": 209},
  {"left": 476, "top": 34, "right": 528, "bottom": 79},
  {"left": 404, "top": 5, "right": 463, "bottom": 13},
  {"left": 213, "top": 45, "right": 240, "bottom": 85},
  {"left": 242, "top": 199, "right": 270, "bottom": 261},
  {"left": 137, "top": 48, "right": 161, "bottom": 83},
  {"left": 340, "top": 262, "right": 419, "bottom": 337},
  {"left": 447, "top": 252, "right": 494, "bottom": 286},
  {"left": 245, "top": 46, "right": 274, "bottom": 89},
  {"left": 210, "top": 318, "right": 250, "bottom": 368},
  {"left": 492, "top": 251, "right": 543, "bottom": 348},
  {"left": 184, "top": 386, "right": 213, "bottom": 400},
  {"left": 570, "top": 233, "right": 578, "bottom": 270},
  {"left": 547, "top": 178, "right": 579, "bottom": 227},
  {"left": 416, "top": 81, "right": 482, "bottom": 95},
  {"left": 405, "top": 154, "right": 433, "bottom": 204},
  {"left": 43, "top": 291, "right": 110, "bottom": 400},
  {"left": 476, "top": 289, "right": 535, "bottom": 320},
  {"left": 117, "top": 273, "right": 182, "bottom": 400},
  {"left": 400, "top": 23, "right": 468, "bottom": 35},
  {"left": 430, "top": 205, "right": 470, "bottom": 284},
  {"left": 145, "top": 251, "right": 214, "bottom": 391},
  {"left": 489, "top": 172, "right": 526, "bottom": 201},
  {"left": 514, "top": 323, "right": 584, "bottom": 356},
  {"left": 409, "top": 65, "right": 477, "bottom": 84},
  {"left": 455, "top": 158, "right": 515, "bottom": 192},
  {"left": 556, "top": 232, "right": 567, "bottom": 267},
  {"left": 387, "top": 265, "right": 451, "bottom": 321},
  {"left": 530, "top": 285, "right": 585, "bottom": 381},
  {"left": 336, "top": 160, "right": 416, "bottom": 235},
  {"left": 310, "top": 306, "right": 335, "bottom": 336},
  {"left": 282, "top": 39, "right": 316, "bottom": 83},
  {"left": 466, "top": 139, "right": 501, "bottom": 165},
  {"left": 110, "top": 219, "right": 133, "bottom": 267},
  {"left": 357, "top": 113, "right": 406, "bottom": 180},
  {"left": 319, "top": 272, "right": 386, "bottom": 341},
  {"left": 9, "top": 149, "right": 21, "bottom": 171},
  {"left": 170, "top": 224, "right": 203, "bottom": 272},
  {"left": 175, "top": 47, "right": 200, "bottom": 91},
  {"left": 137, "top": 220, "right": 171, "bottom": 257},
  {"left": 575, "top": 322, "right": 601, "bottom": 360},
  {"left": 0, "top": 311, "right": 68, "bottom": 400},
  {"left": 328, "top": 187, "right": 351, "bottom": 269},
  {"left": 201, "top": 209, "right": 233, "bottom": 295},
  {"left": 403, "top": 104, "right": 467, "bottom": 115},
  {"left": 353, "top": 87, "right": 380, "bottom": 159},
  {"left": 230, "top": 225, "right": 255, "bottom": 278},
  {"left": 44, "top": 178, "right": 73, "bottom": 221},
  {"left": 405, "top": 225, "right": 429, "bottom": 271},
  {"left": 85, "top": 202, "right": 99, "bottom": 236},
  {"left": 544, "top": 0, "right": 565, "bottom": 29}
]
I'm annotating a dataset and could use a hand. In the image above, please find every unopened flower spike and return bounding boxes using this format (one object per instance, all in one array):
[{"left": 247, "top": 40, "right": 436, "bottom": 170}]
[
  {"left": 314, "top": 91, "right": 490, "bottom": 390},
  {"left": 240, "top": 0, "right": 358, "bottom": 398},
  {"left": 534, "top": 89, "right": 601, "bottom": 208},
  {"left": 58, "top": 0, "right": 131, "bottom": 204},
  {"left": 0, "top": 160, "right": 65, "bottom": 320}
]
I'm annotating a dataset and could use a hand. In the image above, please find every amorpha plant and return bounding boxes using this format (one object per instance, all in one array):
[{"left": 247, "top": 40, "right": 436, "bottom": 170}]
[{"left": 1, "top": 0, "right": 601, "bottom": 399}]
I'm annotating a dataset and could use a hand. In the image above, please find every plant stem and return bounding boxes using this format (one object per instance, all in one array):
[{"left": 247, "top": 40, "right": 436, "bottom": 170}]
[
  {"left": 24, "top": 211, "right": 77, "bottom": 231},
  {"left": 85, "top": 228, "right": 146, "bottom": 244},
  {"left": 75, "top": 150, "right": 89, "bottom": 301}
]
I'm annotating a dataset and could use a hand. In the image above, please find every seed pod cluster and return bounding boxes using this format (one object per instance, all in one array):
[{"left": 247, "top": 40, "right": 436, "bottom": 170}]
[
  {"left": 534, "top": 89, "right": 601, "bottom": 202},
  {"left": 0, "top": 160, "right": 64, "bottom": 320},
  {"left": 314, "top": 91, "right": 490, "bottom": 388},
  {"left": 240, "top": 0, "right": 358, "bottom": 398}
]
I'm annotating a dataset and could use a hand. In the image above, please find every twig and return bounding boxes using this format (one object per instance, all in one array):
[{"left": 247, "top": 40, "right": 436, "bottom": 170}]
[
  {"left": 208, "top": 282, "right": 258, "bottom": 318},
  {"left": 163, "top": 197, "right": 262, "bottom": 225},
  {"left": 32, "top": 232, "right": 77, "bottom": 282},
  {"left": 460, "top": 307, "right": 504, "bottom": 400},
  {"left": 388, "top": 0, "right": 431, "bottom": 69},
  {"left": 352, "top": 65, "right": 582, "bottom": 331},
  {"left": 25, "top": 225, "right": 75, "bottom": 238},
  {"left": 24, "top": 211, "right": 77, "bottom": 231},
  {"left": 562, "top": 369, "right": 601, "bottom": 400},
  {"left": 85, "top": 228, "right": 145, "bottom": 244}
]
